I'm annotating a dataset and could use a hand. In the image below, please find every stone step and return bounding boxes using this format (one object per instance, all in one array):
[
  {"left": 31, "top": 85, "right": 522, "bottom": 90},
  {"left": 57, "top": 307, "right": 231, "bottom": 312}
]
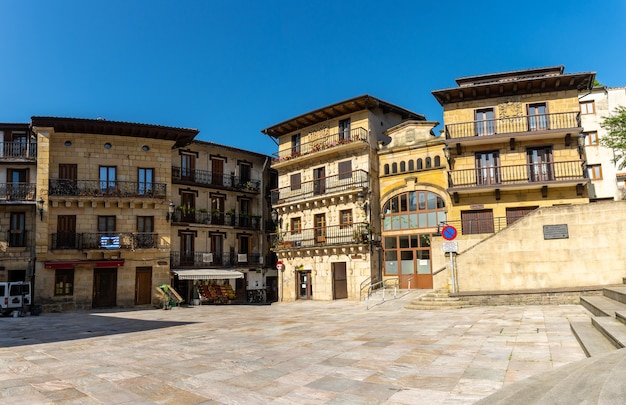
[
  {"left": 569, "top": 321, "right": 618, "bottom": 357},
  {"left": 591, "top": 316, "right": 626, "bottom": 349},
  {"left": 617, "top": 311, "right": 626, "bottom": 326},
  {"left": 604, "top": 286, "right": 626, "bottom": 305},
  {"left": 405, "top": 300, "right": 469, "bottom": 310},
  {"left": 580, "top": 295, "right": 626, "bottom": 317}
]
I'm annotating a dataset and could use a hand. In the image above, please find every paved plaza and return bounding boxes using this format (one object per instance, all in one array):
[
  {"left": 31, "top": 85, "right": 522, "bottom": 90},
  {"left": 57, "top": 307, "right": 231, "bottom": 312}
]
[{"left": 0, "top": 292, "right": 593, "bottom": 404}]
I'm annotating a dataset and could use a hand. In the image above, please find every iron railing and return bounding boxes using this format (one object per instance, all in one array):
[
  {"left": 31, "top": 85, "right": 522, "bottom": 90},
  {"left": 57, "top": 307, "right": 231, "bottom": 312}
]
[
  {"left": 170, "top": 251, "right": 263, "bottom": 267},
  {"left": 171, "top": 210, "right": 261, "bottom": 229},
  {"left": 51, "top": 232, "right": 159, "bottom": 250},
  {"left": 448, "top": 160, "right": 586, "bottom": 189},
  {"left": 0, "top": 142, "right": 37, "bottom": 160},
  {"left": 271, "top": 222, "right": 370, "bottom": 249},
  {"left": 48, "top": 179, "right": 167, "bottom": 198},
  {"left": 445, "top": 111, "right": 581, "bottom": 140},
  {"left": 172, "top": 167, "right": 261, "bottom": 192},
  {"left": 271, "top": 170, "right": 369, "bottom": 204},
  {"left": 272, "top": 127, "right": 369, "bottom": 162},
  {"left": 0, "top": 183, "right": 37, "bottom": 201}
]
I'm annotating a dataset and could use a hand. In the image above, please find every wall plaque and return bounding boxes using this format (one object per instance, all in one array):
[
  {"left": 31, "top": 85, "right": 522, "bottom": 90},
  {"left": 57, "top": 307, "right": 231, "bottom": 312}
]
[{"left": 543, "top": 224, "right": 569, "bottom": 240}]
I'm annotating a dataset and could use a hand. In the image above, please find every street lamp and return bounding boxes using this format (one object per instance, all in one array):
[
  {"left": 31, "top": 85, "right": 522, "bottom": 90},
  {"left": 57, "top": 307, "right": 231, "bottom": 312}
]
[
  {"left": 166, "top": 201, "right": 175, "bottom": 222},
  {"left": 36, "top": 197, "right": 44, "bottom": 221}
]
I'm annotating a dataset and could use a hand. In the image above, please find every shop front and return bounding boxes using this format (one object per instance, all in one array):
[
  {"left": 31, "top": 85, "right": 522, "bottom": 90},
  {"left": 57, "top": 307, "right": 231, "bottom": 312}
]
[{"left": 173, "top": 269, "right": 244, "bottom": 305}]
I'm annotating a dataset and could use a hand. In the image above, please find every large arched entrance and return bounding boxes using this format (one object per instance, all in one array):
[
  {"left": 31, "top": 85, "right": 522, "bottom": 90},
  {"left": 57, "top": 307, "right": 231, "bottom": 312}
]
[{"left": 381, "top": 190, "right": 446, "bottom": 289}]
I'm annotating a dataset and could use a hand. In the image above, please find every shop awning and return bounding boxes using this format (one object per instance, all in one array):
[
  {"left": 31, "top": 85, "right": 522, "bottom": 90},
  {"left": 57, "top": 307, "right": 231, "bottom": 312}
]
[{"left": 173, "top": 269, "right": 244, "bottom": 280}]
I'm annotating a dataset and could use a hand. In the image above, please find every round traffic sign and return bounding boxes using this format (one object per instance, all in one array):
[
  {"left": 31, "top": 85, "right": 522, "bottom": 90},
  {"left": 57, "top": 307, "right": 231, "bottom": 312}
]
[
  {"left": 276, "top": 261, "right": 284, "bottom": 271},
  {"left": 441, "top": 225, "right": 457, "bottom": 241}
]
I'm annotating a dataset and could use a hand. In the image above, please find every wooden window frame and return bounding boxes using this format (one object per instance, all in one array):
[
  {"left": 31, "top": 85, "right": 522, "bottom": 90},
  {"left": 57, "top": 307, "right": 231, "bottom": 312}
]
[
  {"left": 587, "top": 164, "right": 603, "bottom": 180},
  {"left": 339, "top": 209, "right": 352, "bottom": 229},
  {"left": 290, "top": 217, "right": 302, "bottom": 234},
  {"left": 580, "top": 100, "right": 595, "bottom": 115},
  {"left": 54, "top": 269, "right": 74, "bottom": 296},
  {"left": 584, "top": 131, "right": 599, "bottom": 146}
]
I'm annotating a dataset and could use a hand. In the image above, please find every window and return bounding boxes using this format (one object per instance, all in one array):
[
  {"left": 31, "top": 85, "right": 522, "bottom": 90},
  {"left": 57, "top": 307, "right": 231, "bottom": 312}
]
[
  {"left": 528, "top": 103, "right": 549, "bottom": 131},
  {"left": 475, "top": 108, "right": 495, "bottom": 136},
  {"left": 313, "top": 167, "right": 325, "bottom": 195},
  {"left": 239, "top": 199, "right": 251, "bottom": 227},
  {"left": 137, "top": 216, "right": 155, "bottom": 248},
  {"left": 210, "top": 234, "right": 222, "bottom": 265},
  {"left": 461, "top": 209, "right": 494, "bottom": 235},
  {"left": 314, "top": 213, "right": 326, "bottom": 243},
  {"left": 211, "top": 157, "right": 224, "bottom": 186},
  {"left": 54, "top": 269, "right": 74, "bottom": 295},
  {"left": 408, "top": 160, "right": 414, "bottom": 171},
  {"left": 382, "top": 191, "right": 446, "bottom": 231},
  {"left": 584, "top": 131, "right": 599, "bottom": 146},
  {"left": 290, "top": 173, "right": 301, "bottom": 191},
  {"left": 181, "top": 153, "right": 195, "bottom": 179},
  {"left": 99, "top": 166, "right": 116, "bottom": 194},
  {"left": 239, "top": 235, "right": 250, "bottom": 255},
  {"left": 210, "top": 194, "right": 224, "bottom": 223},
  {"left": 180, "top": 232, "right": 196, "bottom": 266},
  {"left": 527, "top": 147, "right": 554, "bottom": 182},
  {"left": 580, "top": 100, "right": 595, "bottom": 115},
  {"left": 98, "top": 216, "right": 116, "bottom": 248},
  {"left": 138, "top": 168, "right": 154, "bottom": 195},
  {"left": 7, "top": 169, "right": 28, "bottom": 200},
  {"left": 506, "top": 206, "right": 538, "bottom": 226},
  {"left": 392, "top": 163, "right": 397, "bottom": 173},
  {"left": 400, "top": 161, "right": 406, "bottom": 172},
  {"left": 475, "top": 151, "right": 500, "bottom": 185},
  {"left": 425, "top": 157, "right": 432, "bottom": 168},
  {"left": 384, "top": 164, "right": 390, "bottom": 175},
  {"left": 239, "top": 162, "right": 251, "bottom": 184},
  {"left": 434, "top": 156, "right": 441, "bottom": 167},
  {"left": 290, "top": 217, "right": 302, "bottom": 234},
  {"left": 340, "top": 210, "right": 352, "bottom": 229},
  {"left": 338, "top": 160, "right": 352, "bottom": 180},
  {"left": 9, "top": 212, "right": 26, "bottom": 247},
  {"left": 339, "top": 118, "right": 351, "bottom": 140},
  {"left": 291, "top": 133, "right": 301, "bottom": 155},
  {"left": 587, "top": 164, "right": 603, "bottom": 180},
  {"left": 417, "top": 159, "right": 423, "bottom": 170},
  {"left": 56, "top": 215, "right": 76, "bottom": 249}
]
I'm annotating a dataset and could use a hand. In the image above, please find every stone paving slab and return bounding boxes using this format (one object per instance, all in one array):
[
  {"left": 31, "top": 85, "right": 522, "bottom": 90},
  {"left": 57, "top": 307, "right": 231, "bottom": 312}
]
[{"left": 0, "top": 296, "right": 590, "bottom": 404}]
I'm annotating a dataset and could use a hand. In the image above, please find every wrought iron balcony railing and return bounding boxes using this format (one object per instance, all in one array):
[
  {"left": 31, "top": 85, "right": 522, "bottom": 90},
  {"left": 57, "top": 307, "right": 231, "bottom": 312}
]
[
  {"left": 170, "top": 251, "right": 263, "bottom": 267},
  {"left": 271, "top": 222, "right": 370, "bottom": 249},
  {"left": 48, "top": 179, "right": 166, "bottom": 198},
  {"left": 445, "top": 112, "right": 581, "bottom": 140},
  {"left": 271, "top": 170, "right": 369, "bottom": 205},
  {"left": 448, "top": 160, "right": 586, "bottom": 189},
  {"left": 172, "top": 167, "right": 261, "bottom": 192},
  {"left": 51, "top": 232, "right": 159, "bottom": 250},
  {"left": 172, "top": 210, "right": 261, "bottom": 229},
  {"left": 0, "top": 183, "right": 37, "bottom": 201},
  {"left": 272, "top": 127, "right": 369, "bottom": 163},
  {"left": 0, "top": 142, "right": 37, "bottom": 161}
]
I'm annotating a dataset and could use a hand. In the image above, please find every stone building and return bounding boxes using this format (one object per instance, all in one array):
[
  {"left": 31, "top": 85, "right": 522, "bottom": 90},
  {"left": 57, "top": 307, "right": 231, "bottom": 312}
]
[
  {"left": 262, "top": 95, "right": 426, "bottom": 301},
  {"left": 32, "top": 117, "right": 197, "bottom": 311},
  {"left": 168, "top": 140, "right": 277, "bottom": 304}
]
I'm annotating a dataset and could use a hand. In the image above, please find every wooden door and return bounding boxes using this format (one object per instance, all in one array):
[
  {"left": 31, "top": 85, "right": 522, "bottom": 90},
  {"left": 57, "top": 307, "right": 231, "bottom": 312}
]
[
  {"left": 332, "top": 262, "right": 348, "bottom": 299},
  {"left": 57, "top": 215, "right": 76, "bottom": 249},
  {"left": 212, "top": 158, "right": 224, "bottom": 186},
  {"left": 93, "top": 268, "right": 117, "bottom": 308},
  {"left": 135, "top": 267, "right": 152, "bottom": 305},
  {"left": 313, "top": 167, "right": 325, "bottom": 195}
]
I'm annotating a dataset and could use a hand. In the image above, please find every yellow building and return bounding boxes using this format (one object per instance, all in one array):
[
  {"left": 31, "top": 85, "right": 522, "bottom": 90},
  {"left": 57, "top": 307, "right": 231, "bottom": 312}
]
[
  {"left": 262, "top": 95, "right": 426, "bottom": 301},
  {"left": 378, "top": 120, "right": 447, "bottom": 290},
  {"left": 432, "top": 66, "right": 595, "bottom": 235},
  {"left": 32, "top": 117, "right": 197, "bottom": 311}
]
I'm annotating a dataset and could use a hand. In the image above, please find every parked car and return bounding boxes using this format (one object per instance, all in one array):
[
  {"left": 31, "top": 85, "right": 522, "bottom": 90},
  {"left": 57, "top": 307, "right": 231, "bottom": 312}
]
[{"left": 0, "top": 281, "right": 31, "bottom": 316}]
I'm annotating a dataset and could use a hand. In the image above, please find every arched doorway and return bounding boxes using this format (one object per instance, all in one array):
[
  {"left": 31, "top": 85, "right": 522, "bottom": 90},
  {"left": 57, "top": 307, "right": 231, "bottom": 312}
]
[{"left": 381, "top": 190, "right": 446, "bottom": 289}]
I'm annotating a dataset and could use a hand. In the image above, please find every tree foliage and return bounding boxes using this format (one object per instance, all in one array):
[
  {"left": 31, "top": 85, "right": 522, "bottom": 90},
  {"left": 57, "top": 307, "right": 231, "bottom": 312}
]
[{"left": 600, "top": 106, "right": 626, "bottom": 169}]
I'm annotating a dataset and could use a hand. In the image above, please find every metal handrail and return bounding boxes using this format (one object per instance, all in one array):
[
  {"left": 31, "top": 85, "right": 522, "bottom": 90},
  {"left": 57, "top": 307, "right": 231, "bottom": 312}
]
[
  {"left": 271, "top": 170, "right": 369, "bottom": 205},
  {"left": 359, "top": 276, "right": 372, "bottom": 301},
  {"left": 366, "top": 277, "right": 398, "bottom": 310},
  {"left": 273, "top": 127, "right": 369, "bottom": 162}
]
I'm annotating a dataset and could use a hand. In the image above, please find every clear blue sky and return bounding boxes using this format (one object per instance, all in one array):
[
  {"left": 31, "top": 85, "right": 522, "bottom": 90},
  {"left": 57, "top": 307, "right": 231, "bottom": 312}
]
[{"left": 2, "top": 1, "right": 625, "bottom": 156}]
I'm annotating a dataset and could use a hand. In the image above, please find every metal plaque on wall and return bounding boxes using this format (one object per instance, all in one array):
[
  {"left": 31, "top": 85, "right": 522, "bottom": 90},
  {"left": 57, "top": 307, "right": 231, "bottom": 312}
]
[{"left": 543, "top": 224, "right": 569, "bottom": 240}]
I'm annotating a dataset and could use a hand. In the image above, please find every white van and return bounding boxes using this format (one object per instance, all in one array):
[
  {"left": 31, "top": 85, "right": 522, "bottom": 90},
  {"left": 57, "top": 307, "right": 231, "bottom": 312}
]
[{"left": 0, "top": 282, "right": 31, "bottom": 316}]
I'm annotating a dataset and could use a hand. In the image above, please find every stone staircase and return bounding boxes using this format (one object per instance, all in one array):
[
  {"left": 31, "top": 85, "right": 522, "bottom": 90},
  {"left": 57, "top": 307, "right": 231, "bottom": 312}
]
[
  {"left": 570, "top": 279, "right": 626, "bottom": 357},
  {"left": 404, "top": 289, "right": 471, "bottom": 310}
]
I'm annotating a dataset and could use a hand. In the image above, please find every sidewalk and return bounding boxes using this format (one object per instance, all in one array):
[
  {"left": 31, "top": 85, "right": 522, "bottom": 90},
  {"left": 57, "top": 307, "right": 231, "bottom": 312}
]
[{"left": 0, "top": 295, "right": 591, "bottom": 404}]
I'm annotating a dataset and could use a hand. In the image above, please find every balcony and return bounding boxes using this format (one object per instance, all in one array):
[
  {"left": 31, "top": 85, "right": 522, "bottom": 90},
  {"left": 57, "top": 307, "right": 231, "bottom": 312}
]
[
  {"left": 271, "top": 170, "right": 369, "bottom": 206},
  {"left": 0, "top": 183, "right": 37, "bottom": 202},
  {"left": 51, "top": 232, "right": 159, "bottom": 250},
  {"left": 271, "top": 222, "right": 370, "bottom": 250},
  {"left": 172, "top": 167, "right": 261, "bottom": 193},
  {"left": 6, "top": 230, "right": 28, "bottom": 248},
  {"left": 172, "top": 210, "right": 261, "bottom": 230},
  {"left": 448, "top": 160, "right": 587, "bottom": 193},
  {"left": 0, "top": 142, "right": 37, "bottom": 161},
  {"left": 170, "top": 251, "right": 263, "bottom": 268},
  {"left": 445, "top": 112, "right": 581, "bottom": 146},
  {"left": 272, "top": 127, "right": 369, "bottom": 167},
  {"left": 48, "top": 180, "right": 166, "bottom": 199}
]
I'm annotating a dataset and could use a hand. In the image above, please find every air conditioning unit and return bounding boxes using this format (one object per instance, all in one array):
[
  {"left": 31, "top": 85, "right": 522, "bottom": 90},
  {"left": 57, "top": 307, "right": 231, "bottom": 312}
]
[
  {"left": 238, "top": 254, "right": 248, "bottom": 263},
  {"left": 202, "top": 253, "right": 213, "bottom": 263}
]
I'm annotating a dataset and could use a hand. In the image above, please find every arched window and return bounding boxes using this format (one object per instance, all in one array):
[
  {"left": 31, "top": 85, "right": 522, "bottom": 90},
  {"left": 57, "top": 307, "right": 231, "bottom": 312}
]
[
  {"left": 425, "top": 157, "right": 432, "bottom": 168},
  {"left": 416, "top": 159, "right": 423, "bottom": 170},
  {"left": 382, "top": 191, "right": 447, "bottom": 231},
  {"left": 408, "top": 160, "right": 414, "bottom": 171},
  {"left": 384, "top": 164, "right": 390, "bottom": 175},
  {"left": 392, "top": 163, "right": 398, "bottom": 173},
  {"left": 400, "top": 161, "right": 406, "bottom": 172},
  {"left": 434, "top": 156, "right": 441, "bottom": 167}
]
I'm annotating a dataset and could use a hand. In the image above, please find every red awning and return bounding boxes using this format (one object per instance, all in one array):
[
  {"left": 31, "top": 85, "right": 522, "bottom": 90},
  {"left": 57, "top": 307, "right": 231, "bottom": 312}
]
[{"left": 44, "top": 260, "right": 125, "bottom": 269}]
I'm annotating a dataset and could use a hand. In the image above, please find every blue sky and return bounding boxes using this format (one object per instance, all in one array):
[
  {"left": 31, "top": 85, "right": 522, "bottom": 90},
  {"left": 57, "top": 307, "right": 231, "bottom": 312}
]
[{"left": 1, "top": 1, "right": 625, "bottom": 156}]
